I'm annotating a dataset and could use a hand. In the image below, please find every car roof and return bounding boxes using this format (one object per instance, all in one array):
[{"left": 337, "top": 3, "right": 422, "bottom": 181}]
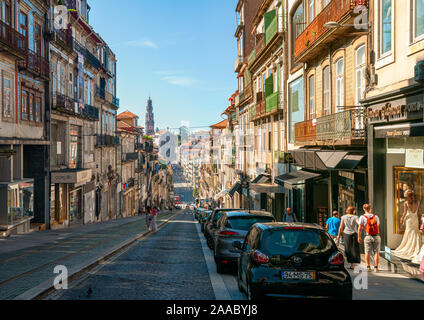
[
  {"left": 223, "top": 211, "right": 274, "bottom": 218},
  {"left": 255, "top": 222, "right": 324, "bottom": 231},
  {"left": 214, "top": 208, "right": 237, "bottom": 213}
]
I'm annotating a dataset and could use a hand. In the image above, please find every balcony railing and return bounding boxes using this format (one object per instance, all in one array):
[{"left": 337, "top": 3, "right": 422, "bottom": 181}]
[
  {"left": 112, "top": 96, "right": 120, "bottom": 108},
  {"left": 55, "top": 28, "right": 74, "bottom": 51},
  {"left": 294, "top": 0, "right": 368, "bottom": 61},
  {"left": 0, "top": 19, "right": 27, "bottom": 57},
  {"left": 52, "top": 92, "right": 99, "bottom": 121},
  {"left": 294, "top": 107, "right": 366, "bottom": 145},
  {"left": 18, "top": 49, "right": 49, "bottom": 79},
  {"left": 81, "top": 104, "right": 99, "bottom": 121},
  {"left": 96, "top": 134, "right": 119, "bottom": 147},
  {"left": 95, "top": 85, "right": 106, "bottom": 100},
  {"left": 265, "top": 91, "right": 279, "bottom": 113},
  {"left": 74, "top": 40, "right": 102, "bottom": 70}
]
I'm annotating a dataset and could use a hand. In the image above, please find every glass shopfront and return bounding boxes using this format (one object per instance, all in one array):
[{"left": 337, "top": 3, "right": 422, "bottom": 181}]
[
  {"left": 393, "top": 167, "right": 424, "bottom": 234},
  {"left": 69, "top": 188, "right": 83, "bottom": 224},
  {"left": 6, "top": 182, "right": 34, "bottom": 226},
  {"left": 338, "top": 171, "right": 355, "bottom": 215}
]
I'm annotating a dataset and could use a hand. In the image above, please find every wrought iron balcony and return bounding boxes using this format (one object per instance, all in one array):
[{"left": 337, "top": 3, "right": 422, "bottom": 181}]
[
  {"left": 74, "top": 40, "right": 102, "bottom": 70},
  {"left": 55, "top": 28, "right": 74, "bottom": 52},
  {"left": 112, "top": 96, "right": 120, "bottom": 108},
  {"left": 0, "top": 19, "right": 27, "bottom": 58},
  {"left": 294, "top": 107, "right": 366, "bottom": 146},
  {"left": 234, "top": 55, "right": 244, "bottom": 73},
  {"left": 95, "top": 85, "right": 106, "bottom": 100},
  {"left": 96, "top": 134, "right": 119, "bottom": 147},
  {"left": 52, "top": 92, "right": 99, "bottom": 121},
  {"left": 81, "top": 104, "right": 99, "bottom": 121},
  {"left": 123, "top": 152, "right": 138, "bottom": 162},
  {"left": 18, "top": 49, "right": 49, "bottom": 79},
  {"left": 294, "top": 0, "right": 368, "bottom": 63}
]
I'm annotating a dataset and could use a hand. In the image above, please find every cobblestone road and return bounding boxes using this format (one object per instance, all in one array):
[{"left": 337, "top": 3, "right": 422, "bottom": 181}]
[
  {"left": 47, "top": 210, "right": 216, "bottom": 300},
  {"left": 0, "top": 211, "right": 176, "bottom": 300}
]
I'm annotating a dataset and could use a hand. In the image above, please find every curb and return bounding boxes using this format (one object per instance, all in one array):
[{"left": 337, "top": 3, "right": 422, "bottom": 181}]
[{"left": 13, "top": 211, "right": 180, "bottom": 300}]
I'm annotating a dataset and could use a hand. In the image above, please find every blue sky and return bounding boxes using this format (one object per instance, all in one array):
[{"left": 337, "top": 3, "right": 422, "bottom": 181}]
[{"left": 90, "top": 0, "right": 238, "bottom": 130}]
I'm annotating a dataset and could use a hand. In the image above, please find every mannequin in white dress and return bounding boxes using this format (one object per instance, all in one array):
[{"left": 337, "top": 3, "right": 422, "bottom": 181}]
[{"left": 393, "top": 191, "right": 422, "bottom": 260}]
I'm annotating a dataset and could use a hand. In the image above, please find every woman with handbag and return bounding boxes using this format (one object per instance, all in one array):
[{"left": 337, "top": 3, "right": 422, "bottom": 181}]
[{"left": 337, "top": 206, "right": 361, "bottom": 270}]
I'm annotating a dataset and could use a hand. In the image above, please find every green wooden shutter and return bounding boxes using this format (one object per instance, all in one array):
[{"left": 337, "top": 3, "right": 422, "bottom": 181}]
[
  {"left": 264, "top": 10, "right": 276, "bottom": 28},
  {"left": 265, "top": 75, "right": 274, "bottom": 97}
]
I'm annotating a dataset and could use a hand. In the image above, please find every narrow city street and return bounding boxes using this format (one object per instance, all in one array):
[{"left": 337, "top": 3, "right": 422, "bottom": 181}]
[{"left": 40, "top": 208, "right": 424, "bottom": 300}]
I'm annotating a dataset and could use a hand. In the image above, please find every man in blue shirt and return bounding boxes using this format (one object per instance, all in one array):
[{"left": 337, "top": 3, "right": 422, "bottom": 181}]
[{"left": 326, "top": 211, "right": 341, "bottom": 241}]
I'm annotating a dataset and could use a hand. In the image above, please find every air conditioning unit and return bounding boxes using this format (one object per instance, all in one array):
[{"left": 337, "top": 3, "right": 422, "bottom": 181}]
[{"left": 414, "top": 60, "right": 424, "bottom": 84}]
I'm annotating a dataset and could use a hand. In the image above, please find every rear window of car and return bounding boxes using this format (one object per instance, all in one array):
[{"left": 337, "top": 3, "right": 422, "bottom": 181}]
[
  {"left": 212, "top": 212, "right": 224, "bottom": 224},
  {"left": 227, "top": 216, "right": 275, "bottom": 231},
  {"left": 260, "top": 229, "right": 334, "bottom": 256}
]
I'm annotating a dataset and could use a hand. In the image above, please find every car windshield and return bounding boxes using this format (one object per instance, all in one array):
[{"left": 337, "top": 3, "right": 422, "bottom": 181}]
[
  {"left": 212, "top": 212, "right": 224, "bottom": 224},
  {"left": 227, "top": 216, "right": 274, "bottom": 231},
  {"left": 261, "top": 229, "right": 334, "bottom": 256}
]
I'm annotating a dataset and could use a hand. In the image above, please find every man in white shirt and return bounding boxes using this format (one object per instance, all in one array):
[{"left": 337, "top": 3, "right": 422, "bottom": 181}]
[{"left": 358, "top": 204, "right": 381, "bottom": 272}]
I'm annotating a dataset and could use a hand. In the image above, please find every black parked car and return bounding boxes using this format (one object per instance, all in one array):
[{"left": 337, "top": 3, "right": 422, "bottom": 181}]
[
  {"left": 233, "top": 222, "right": 352, "bottom": 300},
  {"left": 205, "top": 208, "right": 237, "bottom": 250},
  {"left": 214, "top": 211, "right": 275, "bottom": 273}
]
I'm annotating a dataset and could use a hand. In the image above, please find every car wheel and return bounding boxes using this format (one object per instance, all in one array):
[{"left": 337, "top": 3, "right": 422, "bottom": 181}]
[
  {"left": 246, "top": 281, "right": 259, "bottom": 300},
  {"left": 216, "top": 262, "right": 225, "bottom": 274}
]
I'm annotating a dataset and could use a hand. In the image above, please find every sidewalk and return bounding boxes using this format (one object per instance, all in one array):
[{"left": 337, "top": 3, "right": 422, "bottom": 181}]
[{"left": 0, "top": 211, "right": 177, "bottom": 300}]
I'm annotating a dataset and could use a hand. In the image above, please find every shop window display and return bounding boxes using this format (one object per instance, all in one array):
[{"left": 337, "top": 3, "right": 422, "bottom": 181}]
[
  {"left": 393, "top": 167, "right": 423, "bottom": 234},
  {"left": 392, "top": 167, "right": 424, "bottom": 263},
  {"left": 6, "top": 182, "right": 34, "bottom": 226}
]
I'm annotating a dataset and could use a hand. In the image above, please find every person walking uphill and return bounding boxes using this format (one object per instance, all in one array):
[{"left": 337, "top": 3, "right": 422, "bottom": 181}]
[
  {"left": 282, "top": 208, "right": 298, "bottom": 222},
  {"left": 149, "top": 207, "right": 158, "bottom": 233},
  {"left": 358, "top": 204, "right": 381, "bottom": 272},
  {"left": 337, "top": 206, "right": 360, "bottom": 270}
]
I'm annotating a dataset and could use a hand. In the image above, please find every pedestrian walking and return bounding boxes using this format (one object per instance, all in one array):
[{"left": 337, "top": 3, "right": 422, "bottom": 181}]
[
  {"left": 337, "top": 206, "right": 360, "bottom": 270},
  {"left": 150, "top": 206, "right": 158, "bottom": 233},
  {"left": 282, "top": 208, "right": 298, "bottom": 222},
  {"left": 358, "top": 204, "right": 381, "bottom": 272},
  {"left": 145, "top": 206, "right": 151, "bottom": 229},
  {"left": 326, "top": 211, "right": 341, "bottom": 242}
]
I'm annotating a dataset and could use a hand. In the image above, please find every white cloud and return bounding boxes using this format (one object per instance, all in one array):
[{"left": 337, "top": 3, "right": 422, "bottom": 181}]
[
  {"left": 161, "top": 76, "right": 199, "bottom": 87},
  {"left": 125, "top": 39, "right": 158, "bottom": 49}
]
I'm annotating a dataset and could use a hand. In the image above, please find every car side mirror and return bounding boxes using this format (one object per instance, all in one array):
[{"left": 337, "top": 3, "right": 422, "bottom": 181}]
[{"left": 232, "top": 241, "right": 242, "bottom": 250}]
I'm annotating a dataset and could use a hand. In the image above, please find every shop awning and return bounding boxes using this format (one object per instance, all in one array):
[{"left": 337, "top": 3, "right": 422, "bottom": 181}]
[
  {"left": 250, "top": 183, "right": 285, "bottom": 193},
  {"left": 214, "top": 188, "right": 230, "bottom": 201},
  {"left": 290, "top": 149, "right": 366, "bottom": 171},
  {"left": 274, "top": 170, "right": 324, "bottom": 190},
  {"left": 228, "top": 181, "right": 242, "bottom": 197},
  {"left": 251, "top": 174, "right": 271, "bottom": 184}
]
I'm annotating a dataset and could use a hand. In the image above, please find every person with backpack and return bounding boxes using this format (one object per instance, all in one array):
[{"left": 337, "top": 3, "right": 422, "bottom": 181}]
[{"left": 358, "top": 204, "right": 381, "bottom": 272}]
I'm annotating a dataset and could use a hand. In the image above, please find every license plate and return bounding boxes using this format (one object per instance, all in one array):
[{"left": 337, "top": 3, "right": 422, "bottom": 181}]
[{"left": 281, "top": 271, "right": 316, "bottom": 280}]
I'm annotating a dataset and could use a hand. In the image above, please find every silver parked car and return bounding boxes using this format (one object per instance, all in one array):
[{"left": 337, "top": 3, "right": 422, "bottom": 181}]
[
  {"left": 205, "top": 208, "right": 237, "bottom": 250},
  {"left": 214, "top": 210, "right": 275, "bottom": 273}
]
